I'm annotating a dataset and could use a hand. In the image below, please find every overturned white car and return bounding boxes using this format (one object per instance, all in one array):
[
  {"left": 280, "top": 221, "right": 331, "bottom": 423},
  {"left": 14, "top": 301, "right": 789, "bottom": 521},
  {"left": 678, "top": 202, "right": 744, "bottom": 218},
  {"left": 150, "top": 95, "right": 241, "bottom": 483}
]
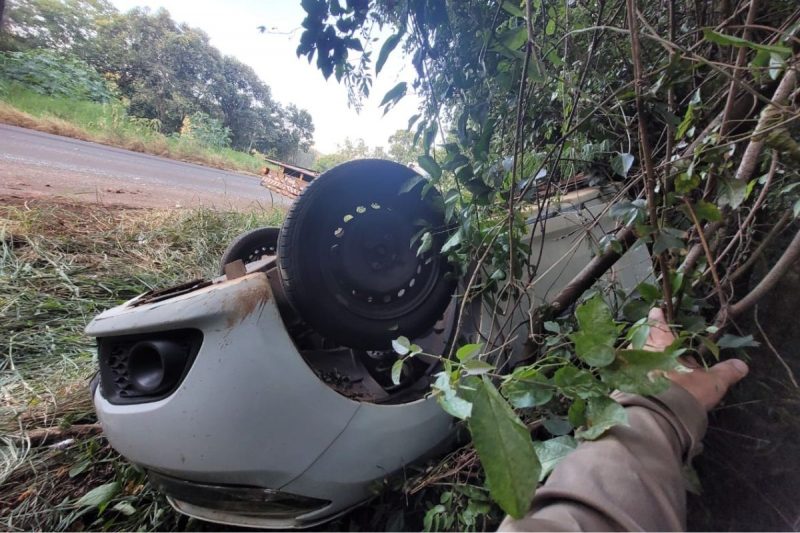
[{"left": 87, "top": 160, "right": 649, "bottom": 528}]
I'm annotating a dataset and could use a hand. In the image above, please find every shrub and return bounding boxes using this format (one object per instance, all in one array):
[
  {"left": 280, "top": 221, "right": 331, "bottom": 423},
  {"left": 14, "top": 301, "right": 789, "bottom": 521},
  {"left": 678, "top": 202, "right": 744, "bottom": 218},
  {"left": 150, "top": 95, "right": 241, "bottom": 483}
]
[{"left": 0, "top": 49, "right": 112, "bottom": 102}]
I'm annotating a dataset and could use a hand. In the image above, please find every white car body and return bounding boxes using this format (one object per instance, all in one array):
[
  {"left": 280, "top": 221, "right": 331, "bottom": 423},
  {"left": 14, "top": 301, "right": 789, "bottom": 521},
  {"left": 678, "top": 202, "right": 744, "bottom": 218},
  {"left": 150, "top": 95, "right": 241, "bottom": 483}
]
[{"left": 87, "top": 185, "right": 650, "bottom": 528}]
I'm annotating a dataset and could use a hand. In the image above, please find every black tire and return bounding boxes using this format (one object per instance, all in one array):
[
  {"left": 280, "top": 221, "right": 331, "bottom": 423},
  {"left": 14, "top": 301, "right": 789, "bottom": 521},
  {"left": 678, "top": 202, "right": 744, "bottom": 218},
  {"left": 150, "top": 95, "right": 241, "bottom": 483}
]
[
  {"left": 219, "top": 227, "right": 280, "bottom": 275},
  {"left": 278, "top": 159, "right": 455, "bottom": 350}
]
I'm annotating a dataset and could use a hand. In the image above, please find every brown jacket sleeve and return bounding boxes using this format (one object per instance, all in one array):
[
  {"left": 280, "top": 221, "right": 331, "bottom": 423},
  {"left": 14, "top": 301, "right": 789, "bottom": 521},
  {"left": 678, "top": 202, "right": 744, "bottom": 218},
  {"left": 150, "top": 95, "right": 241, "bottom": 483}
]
[{"left": 499, "top": 384, "right": 707, "bottom": 532}]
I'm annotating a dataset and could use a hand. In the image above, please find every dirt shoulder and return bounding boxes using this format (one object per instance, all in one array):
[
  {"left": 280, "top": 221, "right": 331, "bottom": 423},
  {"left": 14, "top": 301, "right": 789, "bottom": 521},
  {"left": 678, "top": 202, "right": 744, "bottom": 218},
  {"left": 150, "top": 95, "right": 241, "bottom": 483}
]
[{"left": 0, "top": 159, "right": 267, "bottom": 210}]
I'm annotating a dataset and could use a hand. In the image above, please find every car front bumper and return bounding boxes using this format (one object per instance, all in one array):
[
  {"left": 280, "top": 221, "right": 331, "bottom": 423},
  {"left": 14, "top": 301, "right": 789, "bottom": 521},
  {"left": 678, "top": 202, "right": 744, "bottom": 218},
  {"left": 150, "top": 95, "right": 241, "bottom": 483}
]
[{"left": 88, "top": 270, "right": 455, "bottom": 528}]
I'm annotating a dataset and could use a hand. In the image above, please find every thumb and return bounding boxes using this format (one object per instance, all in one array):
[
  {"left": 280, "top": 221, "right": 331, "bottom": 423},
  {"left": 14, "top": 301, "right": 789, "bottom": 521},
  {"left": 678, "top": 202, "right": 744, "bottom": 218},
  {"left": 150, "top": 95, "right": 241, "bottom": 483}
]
[{"left": 709, "top": 358, "right": 749, "bottom": 388}]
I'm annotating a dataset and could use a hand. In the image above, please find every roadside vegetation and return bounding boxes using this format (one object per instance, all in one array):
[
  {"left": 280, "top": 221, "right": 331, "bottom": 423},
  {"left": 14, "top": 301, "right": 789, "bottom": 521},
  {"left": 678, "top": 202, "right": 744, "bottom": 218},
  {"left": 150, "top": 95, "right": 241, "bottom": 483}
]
[
  {"left": 0, "top": 0, "right": 315, "bottom": 171},
  {"left": 0, "top": 199, "right": 283, "bottom": 530},
  {"left": 296, "top": 0, "right": 800, "bottom": 527},
  {"left": 0, "top": 83, "right": 267, "bottom": 174}
]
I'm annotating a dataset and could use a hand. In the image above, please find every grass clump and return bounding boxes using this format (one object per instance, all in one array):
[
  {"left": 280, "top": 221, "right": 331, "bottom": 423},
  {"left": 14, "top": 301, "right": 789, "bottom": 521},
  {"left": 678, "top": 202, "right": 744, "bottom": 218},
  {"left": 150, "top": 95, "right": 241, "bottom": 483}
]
[
  {"left": 0, "top": 199, "right": 283, "bottom": 531},
  {"left": 0, "top": 85, "right": 267, "bottom": 174}
]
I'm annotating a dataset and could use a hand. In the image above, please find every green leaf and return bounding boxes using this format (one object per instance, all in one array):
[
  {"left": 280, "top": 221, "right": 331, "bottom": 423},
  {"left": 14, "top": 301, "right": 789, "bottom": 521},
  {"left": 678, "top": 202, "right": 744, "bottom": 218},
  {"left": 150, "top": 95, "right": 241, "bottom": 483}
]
[
  {"left": 575, "top": 396, "right": 628, "bottom": 440},
  {"left": 499, "top": 26, "right": 528, "bottom": 52},
  {"left": 441, "top": 229, "right": 462, "bottom": 253},
  {"left": 553, "top": 365, "right": 605, "bottom": 400},
  {"left": 112, "top": 501, "right": 136, "bottom": 516},
  {"left": 543, "top": 415, "right": 572, "bottom": 436},
  {"left": 675, "top": 171, "right": 700, "bottom": 193},
  {"left": 457, "top": 343, "right": 483, "bottom": 361},
  {"left": 718, "top": 334, "right": 760, "bottom": 350},
  {"left": 611, "top": 152, "right": 635, "bottom": 177},
  {"left": 380, "top": 81, "right": 407, "bottom": 108},
  {"left": 692, "top": 200, "right": 722, "bottom": 222},
  {"left": 76, "top": 481, "right": 119, "bottom": 508},
  {"left": 392, "top": 336, "right": 411, "bottom": 355},
  {"left": 469, "top": 377, "right": 540, "bottom": 519},
  {"left": 532, "top": 436, "right": 578, "bottom": 481},
  {"left": 545, "top": 19, "right": 556, "bottom": 36},
  {"left": 543, "top": 321, "right": 560, "bottom": 334},
  {"left": 567, "top": 398, "right": 586, "bottom": 428},
  {"left": 653, "top": 229, "right": 685, "bottom": 255},
  {"left": 503, "top": 367, "right": 554, "bottom": 408},
  {"left": 376, "top": 32, "right": 403, "bottom": 74},
  {"left": 703, "top": 29, "right": 792, "bottom": 56},
  {"left": 416, "top": 231, "right": 433, "bottom": 256},
  {"left": 718, "top": 177, "right": 748, "bottom": 209},
  {"left": 463, "top": 359, "right": 495, "bottom": 376},
  {"left": 675, "top": 103, "right": 695, "bottom": 140},
  {"left": 417, "top": 154, "right": 442, "bottom": 180},
  {"left": 391, "top": 358, "right": 404, "bottom": 385},
  {"left": 501, "top": 0, "right": 525, "bottom": 18},
  {"left": 627, "top": 319, "right": 651, "bottom": 350},
  {"left": 793, "top": 199, "right": 800, "bottom": 219},
  {"left": 570, "top": 295, "right": 619, "bottom": 368},
  {"left": 637, "top": 282, "right": 661, "bottom": 302},
  {"left": 769, "top": 52, "right": 785, "bottom": 80},
  {"left": 432, "top": 372, "right": 472, "bottom": 419},
  {"left": 600, "top": 347, "right": 679, "bottom": 395},
  {"left": 69, "top": 459, "right": 91, "bottom": 478}
]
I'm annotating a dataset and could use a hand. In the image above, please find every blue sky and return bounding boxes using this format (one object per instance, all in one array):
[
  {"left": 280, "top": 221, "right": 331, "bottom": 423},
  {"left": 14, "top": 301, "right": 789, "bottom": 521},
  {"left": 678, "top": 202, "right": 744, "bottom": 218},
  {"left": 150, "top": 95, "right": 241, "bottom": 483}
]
[{"left": 109, "top": 0, "right": 419, "bottom": 154}]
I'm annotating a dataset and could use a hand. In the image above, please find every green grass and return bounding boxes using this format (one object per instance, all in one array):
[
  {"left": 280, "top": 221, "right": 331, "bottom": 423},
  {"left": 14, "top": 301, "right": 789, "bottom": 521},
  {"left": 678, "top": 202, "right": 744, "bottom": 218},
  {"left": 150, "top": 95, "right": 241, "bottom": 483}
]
[
  {"left": 0, "top": 85, "right": 266, "bottom": 174},
  {"left": 0, "top": 199, "right": 283, "bottom": 530}
]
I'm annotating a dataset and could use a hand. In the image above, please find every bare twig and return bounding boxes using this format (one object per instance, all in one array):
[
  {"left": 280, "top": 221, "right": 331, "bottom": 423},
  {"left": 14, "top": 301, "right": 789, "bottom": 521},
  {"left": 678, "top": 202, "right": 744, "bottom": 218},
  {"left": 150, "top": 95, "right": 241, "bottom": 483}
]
[
  {"left": 719, "top": 0, "right": 760, "bottom": 139},
  {"left": 715, "top": 151, "right": 779, "bottom": 266},
  {"left": 683, "top": 197, "right": 727, "bottom": 308},
  {"left": 734, "top": 64, "right": 798, "bottom": 183},
  {"left": 728, "top": 228, "right": 800, "bottom": 318},
  {"left": 10, "top": 424, "right": 103, "bottom": 446},
  {"left": 549, "top": 227, "right": 638, "bottom": 313},
  {"left": 729, "top": 211, "right": 793, "bottom": 282},
  {"left": 754, "top": 305, "right": 799, "bottom": 389},
  {"left": 627, "top": 0, "right": 675, "bottom": 321}
]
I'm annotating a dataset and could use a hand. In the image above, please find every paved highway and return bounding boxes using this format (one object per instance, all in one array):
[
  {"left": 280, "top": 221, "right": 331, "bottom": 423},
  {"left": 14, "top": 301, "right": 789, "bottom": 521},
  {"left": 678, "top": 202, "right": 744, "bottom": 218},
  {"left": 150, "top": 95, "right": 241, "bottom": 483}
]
[{"left": 0, "top": 124, "right": 290, "bottom": 208}]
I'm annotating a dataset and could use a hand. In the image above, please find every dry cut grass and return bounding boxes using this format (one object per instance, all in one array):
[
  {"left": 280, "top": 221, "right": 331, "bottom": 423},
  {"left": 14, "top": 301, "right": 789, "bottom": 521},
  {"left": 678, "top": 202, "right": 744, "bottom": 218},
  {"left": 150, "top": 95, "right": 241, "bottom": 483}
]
[{"left": 0, "top": 198, "right": 283, "bottom": 531}]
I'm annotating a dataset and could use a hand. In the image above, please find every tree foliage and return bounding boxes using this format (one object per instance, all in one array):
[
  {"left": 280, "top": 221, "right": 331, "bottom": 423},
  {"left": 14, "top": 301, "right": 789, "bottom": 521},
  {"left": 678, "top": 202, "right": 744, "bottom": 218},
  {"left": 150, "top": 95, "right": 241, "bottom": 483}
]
[
  {"left": 299, "top": 0, "right": 800, "bottom": 523},
  {"left": 0, "top": 48, "right": 111, "bottom": 101},
  {"left": 1, "top": 0, "right": 315, "bottom": 161}
]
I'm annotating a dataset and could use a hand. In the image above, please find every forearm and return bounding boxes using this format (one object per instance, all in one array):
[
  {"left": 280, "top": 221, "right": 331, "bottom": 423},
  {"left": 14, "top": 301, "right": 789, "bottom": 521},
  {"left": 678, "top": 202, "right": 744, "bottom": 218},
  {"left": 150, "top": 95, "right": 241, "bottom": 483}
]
[{"left": 499, "top": 384, "right": 707, "bottom": 532}]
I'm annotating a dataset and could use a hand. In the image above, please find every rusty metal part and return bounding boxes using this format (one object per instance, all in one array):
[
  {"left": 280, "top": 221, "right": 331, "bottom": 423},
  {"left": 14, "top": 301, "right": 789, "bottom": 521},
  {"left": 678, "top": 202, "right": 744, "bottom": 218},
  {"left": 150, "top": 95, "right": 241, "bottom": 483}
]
[
  {"left": 261, "top": 158, "right": 320, "bottom": 199},
  {"left": 224, "top": 259, "right": 247, "bottom": 280},
  {"left": 133, "top": 279, "right": 213, "bottom": 307}
]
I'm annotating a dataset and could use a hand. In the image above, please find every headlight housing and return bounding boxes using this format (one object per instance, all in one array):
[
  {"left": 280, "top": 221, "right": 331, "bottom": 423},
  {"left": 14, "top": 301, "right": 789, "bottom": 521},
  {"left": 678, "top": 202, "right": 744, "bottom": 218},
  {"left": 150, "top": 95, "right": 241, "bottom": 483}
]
[{"left": 97, "top": 329, "right": 203, "bottom": 404}]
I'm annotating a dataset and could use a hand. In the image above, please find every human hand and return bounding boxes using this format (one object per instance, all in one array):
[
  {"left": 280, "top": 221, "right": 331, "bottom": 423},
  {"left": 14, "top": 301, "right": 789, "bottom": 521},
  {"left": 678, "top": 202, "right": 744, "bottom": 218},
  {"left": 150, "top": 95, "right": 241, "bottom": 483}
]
[{"left": 643, "top": 307, "right": 749, "bottom": 411}]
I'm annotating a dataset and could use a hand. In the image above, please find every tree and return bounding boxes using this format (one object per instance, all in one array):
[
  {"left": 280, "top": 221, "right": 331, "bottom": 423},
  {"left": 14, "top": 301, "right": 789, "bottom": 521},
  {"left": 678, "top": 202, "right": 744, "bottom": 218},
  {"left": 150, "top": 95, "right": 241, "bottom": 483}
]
[
  {"left": 0, "top": 0, "right": 114, "bottom": 51},
  {"left": 297, "top": 0, "right": 800, "bottom": 521},
  {"left": 5, "top": 1, "right": 317, "bottom": 159},
  {"left": 386, "top": 128, "right": 422, "bottom": 165},
  {"left": 313, "top": 137, "right": 387, "bottom": 172}
]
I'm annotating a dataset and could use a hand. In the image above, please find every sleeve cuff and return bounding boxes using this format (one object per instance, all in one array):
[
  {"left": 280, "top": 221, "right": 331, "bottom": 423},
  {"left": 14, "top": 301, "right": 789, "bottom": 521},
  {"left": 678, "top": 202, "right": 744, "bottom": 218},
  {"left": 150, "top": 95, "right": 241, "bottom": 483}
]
[{"left": 612, "top": 383, "right": 708, "bottom": 459}]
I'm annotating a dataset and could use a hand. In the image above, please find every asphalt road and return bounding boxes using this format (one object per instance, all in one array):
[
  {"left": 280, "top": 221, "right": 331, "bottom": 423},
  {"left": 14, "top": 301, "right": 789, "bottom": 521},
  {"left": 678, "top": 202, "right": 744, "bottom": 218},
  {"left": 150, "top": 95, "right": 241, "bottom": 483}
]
[{"left": 0, "top": 124, "right": 290, "bottom": 208}]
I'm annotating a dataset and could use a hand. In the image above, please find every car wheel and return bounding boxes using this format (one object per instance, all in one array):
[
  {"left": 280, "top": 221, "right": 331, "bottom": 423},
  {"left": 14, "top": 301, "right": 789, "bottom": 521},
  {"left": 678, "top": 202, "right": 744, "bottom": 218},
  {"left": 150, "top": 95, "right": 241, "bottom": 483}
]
[
  {"left": 277, "top": 159, "right": 456, "bottom": 350},
  {"left": 219, "top": 227, "right": 280, "bottom": 275}
]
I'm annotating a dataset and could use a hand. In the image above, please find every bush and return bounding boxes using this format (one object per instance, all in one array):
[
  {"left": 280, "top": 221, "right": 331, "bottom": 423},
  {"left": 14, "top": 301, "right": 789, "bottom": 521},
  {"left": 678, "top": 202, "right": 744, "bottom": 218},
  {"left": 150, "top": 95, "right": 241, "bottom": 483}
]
[
  {"left": 178, "top": 111, "right": 231, "bottom": 149},
  {"left": 0, "top": 49, "right": 112, "bottom": 102}
]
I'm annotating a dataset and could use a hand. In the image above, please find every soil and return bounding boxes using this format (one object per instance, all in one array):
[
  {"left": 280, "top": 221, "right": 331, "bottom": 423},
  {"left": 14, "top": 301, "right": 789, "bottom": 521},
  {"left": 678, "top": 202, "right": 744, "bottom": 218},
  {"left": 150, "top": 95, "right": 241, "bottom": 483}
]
[
  {"left": 687, "top": 259, "right": 800, "bottom": 531},
  {"left": 0, "top": 160, "right": 265, "bottom": 210}
]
